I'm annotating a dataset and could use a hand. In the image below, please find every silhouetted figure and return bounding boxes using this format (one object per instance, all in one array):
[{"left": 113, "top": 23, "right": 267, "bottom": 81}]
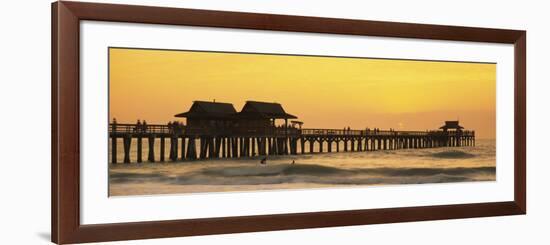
[
  {"left": 136, "top": 119, "right": 142, "bottom": 132},
  {"left": 291, "top": 160, "right": 295, "bottom": 165},
  {"left": 112, "top": 118, "right": 117, "bottom": 133},
  {"left": 167, "top": 121, "right": 173, "bottom": 133},
  {"left": 260, "top": 157, "right": 267, "bottom": 165}
]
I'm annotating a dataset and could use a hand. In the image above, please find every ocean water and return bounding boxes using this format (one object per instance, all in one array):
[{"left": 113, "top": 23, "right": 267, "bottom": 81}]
[{"left": 108, "top": 139, "right": 496, "bottom": 196}]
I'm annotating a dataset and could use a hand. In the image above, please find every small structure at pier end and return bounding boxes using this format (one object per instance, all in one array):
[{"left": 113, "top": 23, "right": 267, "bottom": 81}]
[
  {"left": 440, "top": 121, "right": 464, "bottom": 132},
  {"left": 109, "top": 101, "right": 476, "bottom": 164},
  {"left": 439, "top": 121, "right": 472, "bottom": 147}
]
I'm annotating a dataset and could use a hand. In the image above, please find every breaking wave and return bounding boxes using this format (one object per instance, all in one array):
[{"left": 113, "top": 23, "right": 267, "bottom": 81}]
[
  {"left": 430, "top": 150, "right": 476, "bottom": 159},
  {"left": 201, "top": 164, "right": 348, "bottom": 177},
  {"left": 110, "top": 163, "right": 495, "bottom": 186},
  {"left": 200, "top": 164, "right": 494, "bottom": 178}
]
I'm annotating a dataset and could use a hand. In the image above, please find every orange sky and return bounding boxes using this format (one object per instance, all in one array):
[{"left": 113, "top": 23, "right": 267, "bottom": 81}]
[{"left": 109, "top": 48, "right": 496, "bottom": 139}]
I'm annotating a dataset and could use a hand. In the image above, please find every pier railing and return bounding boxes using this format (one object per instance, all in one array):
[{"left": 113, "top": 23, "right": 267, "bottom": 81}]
[
  {"left": 300, "top": 128, "right": 474, "bottom": 137},
  {"left": 111, "top": 123, "right": 173, "bottom": 134},
  {"left": 110, "top": 123, "right": 474, "bottom": 137},
  {"left": 110, "top": 123, "right": 301, "bottom": 136}
]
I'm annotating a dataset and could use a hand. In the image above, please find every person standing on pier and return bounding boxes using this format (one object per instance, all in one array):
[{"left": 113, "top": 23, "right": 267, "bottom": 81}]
[{"left": 136, "top": 120, "right": 142, "bottom": 133}]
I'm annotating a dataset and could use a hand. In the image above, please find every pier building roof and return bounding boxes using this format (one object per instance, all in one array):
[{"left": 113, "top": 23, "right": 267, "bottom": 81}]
[
  {"left": 440, "top": 121, "right": 464, "bottom": 130},
  {"left": 174, "top": 101, "right": 237, "bottom": 119},
  {"left": 238, "top": 101, "right": 297, "bottom": 119}
]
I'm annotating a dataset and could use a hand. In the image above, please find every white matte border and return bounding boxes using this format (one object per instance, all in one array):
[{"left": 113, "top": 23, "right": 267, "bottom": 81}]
[{"left": 80, "top": 21, "right": 514, "bottom": 225}]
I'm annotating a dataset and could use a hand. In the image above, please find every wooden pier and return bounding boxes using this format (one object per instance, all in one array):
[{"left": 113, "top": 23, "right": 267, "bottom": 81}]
[{"left": 109, "top": 122, "right": 475, "bottom": 164}]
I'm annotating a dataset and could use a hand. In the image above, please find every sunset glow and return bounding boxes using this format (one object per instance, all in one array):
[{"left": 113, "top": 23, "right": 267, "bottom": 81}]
[{"left": 109, "top": 48, "right": 496, "bottom": 138}]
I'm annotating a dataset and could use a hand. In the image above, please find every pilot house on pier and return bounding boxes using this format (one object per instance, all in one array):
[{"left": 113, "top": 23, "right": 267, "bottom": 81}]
[
  {"left": 237, "top": 101, "right": 297, "bottom": 128},
  {"left": 174, "top": 101, "right": 237, "bottom": 134}
]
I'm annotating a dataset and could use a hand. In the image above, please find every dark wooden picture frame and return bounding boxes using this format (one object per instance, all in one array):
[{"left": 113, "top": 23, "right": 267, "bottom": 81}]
[{"left": 51, "top": 1, "right": 526, "bottom": 244}]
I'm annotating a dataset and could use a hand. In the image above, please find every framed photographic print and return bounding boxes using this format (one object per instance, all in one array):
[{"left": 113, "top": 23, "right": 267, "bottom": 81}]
[{"left": 52, "top": 1, "right": 526, "bottom": 244}]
